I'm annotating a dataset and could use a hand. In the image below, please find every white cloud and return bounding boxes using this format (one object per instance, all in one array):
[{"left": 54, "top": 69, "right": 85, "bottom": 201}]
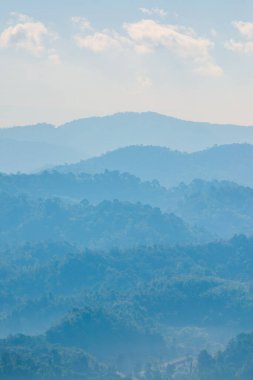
[
  {"left": 0, "top": 13, "right": 60, "bottom": 63},
  {"left": 71, "top": 16, "right": 92, "bottom": 31},
  {"left": 232, "top": 20, "right": 253, "bottom": 39},
  {"left": 124, "top": 19, "right": 223, "bottom": 77},
  {"left": 9, "top": 12, "right": 32, "bottom": 23},
  {"left": 73, "top": 18, "right": 222, "bottom": 77},
  {"left": 140, "top": 8, "right": 167, "bottom": 18},
  {"left": 225, "top": 20, "right": 253, "bottom": 54},
  {"left": 124, "top": 20, "right": 210, "bottom": 54},
  {"left": 75, "top": 31, "right": 129, "bottom": 52},
  {"left": 0, "top": 21, "right": 49, "bottom": 54},
  {"left": 225, "top": 39, "right": 253, "bottom": 53},
  {"left": 72, "top": 16, "right": 129, "bottom": 53}
]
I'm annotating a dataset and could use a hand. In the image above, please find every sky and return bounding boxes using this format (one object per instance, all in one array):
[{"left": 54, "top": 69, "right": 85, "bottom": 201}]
[{"left": 1, "top": 0, "right": 253, "bottom": 127}]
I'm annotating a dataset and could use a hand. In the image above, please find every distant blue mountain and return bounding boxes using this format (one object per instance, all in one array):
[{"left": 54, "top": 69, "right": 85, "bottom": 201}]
[
  {"left": 1, "top": 112, "right": 253, "bottom": 172},
  {"left": 56, "top": 144, "right": 253, "bottom": 188},
  {"left": 0, "top": 139, "right": 80, "bottom": 173}
]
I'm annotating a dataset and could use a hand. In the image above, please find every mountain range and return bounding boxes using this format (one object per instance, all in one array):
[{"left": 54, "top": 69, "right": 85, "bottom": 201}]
[
  {"left": 1, "top": 171, "right": 253, "bottom": 240},
  {"left": 1, "top": 112, "right": 253, "bottom": 173},
  {"left": 56, "top": 144, "right": 253, "bottom": 188},
  {"left": 1, "top": 112, "right": 253, "bottom": 379}
]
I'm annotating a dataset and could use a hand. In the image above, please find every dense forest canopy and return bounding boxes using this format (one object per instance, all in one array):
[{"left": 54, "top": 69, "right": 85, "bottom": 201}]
[
  {"left": 0, "top": 142, "right": 253, "bottom": 379},
  {"left": 1, "top": 171, "right": 253, "bottom": 240}
]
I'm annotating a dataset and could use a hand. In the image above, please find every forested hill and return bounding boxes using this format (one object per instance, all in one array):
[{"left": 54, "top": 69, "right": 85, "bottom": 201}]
[
  {"left": 1, "top": 235, "right": 253, "bottom": 340},
  {"left": 166, "top": 180, "right": 253, "bottom": 238},
  {"left": 1, "top": 171, "right": 253, "bottom": 240},
  {"left": 0, "top": 121, "right": 253, "bottom": 379},
  {"left": 0, "top": 236, "right": 253, "bottom": 378},
  {"left": 1, "top": 331, "right": 253, "bottom": 379},
  {"left": 0, "top": 193, "right": 198, "bottom": 248},
  {"left": 56, "top": 144, "right": 253, "bottom": 188},
  {"left": 0, "top": 171, "right": 169, "bottom": 207},
  {"left": 193, "top": 333, "right": 253, "bottom": 380}
]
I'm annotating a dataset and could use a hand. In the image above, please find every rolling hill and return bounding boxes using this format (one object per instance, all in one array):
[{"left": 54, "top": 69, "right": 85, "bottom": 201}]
[
  {"left": 1, "top": 112, "right": 253, "bottom": 172},
  {"left": 0, "top": 193, "right": 198, "bottom": 248},
  {"left": 1, "top": 171, "right": 253, "bottom": 240},
  {"left": 56, "top": 144, "right": 253, "bottom": 188}
]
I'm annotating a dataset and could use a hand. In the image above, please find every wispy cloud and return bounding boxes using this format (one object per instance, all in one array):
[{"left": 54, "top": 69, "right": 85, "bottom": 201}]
[
  {"left": 9, "top": 12, "right": 32, "bottom": 23},
  {"left": 124, "top": 19, "right": 223, "bottom": 77},
  {"left": 73, "top": 16, "right": 130, "bottom": 53},
  {"left": 232, "top": 21, "right": 253, "bottom": 39},
  {"left": 71, "top": 16, "right": 92, "bottom": 31},
  {"left": 73, "top": 16, "right": 222, "bottom": 77},
  {"left": 75, "top": 31, "right": 130, "bottom": 52},
  {"left": 225, "top": 20, "right": 253, "bottom": 54},
  {"left": 139, "top": 8, "right": 167, "bottom": 18},
  {"left": 0, "top": 13, "right": 60, "bottom": 63},
  {"left": 225, "top": 40, "right": 253, "bottom": 53}
]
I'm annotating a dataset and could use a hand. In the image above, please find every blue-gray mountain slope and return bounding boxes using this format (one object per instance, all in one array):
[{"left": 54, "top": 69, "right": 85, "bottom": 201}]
[
  {"left": 1, "top": 112, "right": 253, "bottom": 172},
  {"left": 56, "top": 144, "right": 253, "bottom": 188}
]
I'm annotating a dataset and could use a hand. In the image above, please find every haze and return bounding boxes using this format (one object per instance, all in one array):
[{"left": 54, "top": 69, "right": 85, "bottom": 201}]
[{"left": 1, "top": 0, "right": 253, "bottom": 127}]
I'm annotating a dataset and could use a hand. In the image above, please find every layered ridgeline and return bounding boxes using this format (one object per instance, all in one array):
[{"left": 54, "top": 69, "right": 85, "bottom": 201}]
[
  {"left": 0, "top": 178, "right": 253, "bottom": 378},
  {"left": 0, "top": 335, "right": 124, "bottom": 380},
  {"left": 1, "top": 171, "right": 253, "bottom": 239},
  {"left": 56, "top": 144, "right": 253, "bottom": 188},
  {"left": 1, "top": 331, "right": 253, "bottom": 380},
  {"left": 0, "top": 192, "right": 197, "bottom": 248},
  {"left": 1, "top": 121, "right": 253, "bottom": 379},
  {"left": 0, "top": 237, "right": 253, "bottom": 378},
  {"left": 0, "top": 237, "right": 253, "bottom": 336},
  {"left": 2, "top": 237, "right": 253, "bottom": 335},
  {"left": 1, "top": 332, "right": 253, "bottom": 380},
  {"left": 1, "top": 112, "right": 253, "bottom": 172}
]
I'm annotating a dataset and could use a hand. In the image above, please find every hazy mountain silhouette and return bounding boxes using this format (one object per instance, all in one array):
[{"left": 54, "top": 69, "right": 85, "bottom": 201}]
[
  {"left": 0, "top": 139, "right": 80, "bottom": 173},
  {"left": 1, "top": 112, "right": 253, "bottom": 172},
  {"left": 56, "top": 144, "right": 253, "bottom": 188}
]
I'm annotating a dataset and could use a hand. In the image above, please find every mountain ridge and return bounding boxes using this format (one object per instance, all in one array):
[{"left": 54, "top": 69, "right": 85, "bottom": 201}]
[
  {"left": 2, "top": 112, "right": 253, "bottom": 131},
  {"left": 55, "top": 143, "right": 253, "bottom": 188},
  {"left": 1, "top": 112, "right": 253, "bottom": 173}
]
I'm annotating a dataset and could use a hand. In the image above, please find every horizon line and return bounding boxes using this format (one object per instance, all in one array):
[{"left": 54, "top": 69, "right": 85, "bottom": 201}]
[{"left": 1, "top": 110, "right": 253, "bottom": 130}]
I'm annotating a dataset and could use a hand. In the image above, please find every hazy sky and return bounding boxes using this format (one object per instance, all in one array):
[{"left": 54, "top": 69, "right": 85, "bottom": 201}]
[{"left": 1, "top": 0, "right": 253, "bottom": 127}]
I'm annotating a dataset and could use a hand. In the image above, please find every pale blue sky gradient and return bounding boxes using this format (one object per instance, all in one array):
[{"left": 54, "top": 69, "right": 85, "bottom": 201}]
[{"left": 1, "top": 0, "right": 253, "bottom": 127}]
